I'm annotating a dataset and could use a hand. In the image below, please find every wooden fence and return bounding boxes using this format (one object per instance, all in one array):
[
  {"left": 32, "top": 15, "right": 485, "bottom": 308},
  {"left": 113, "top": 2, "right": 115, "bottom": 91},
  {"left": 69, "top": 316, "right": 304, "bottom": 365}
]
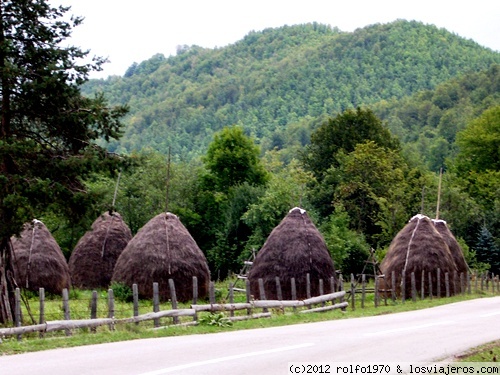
[
  {"left": 0, "top": 276, "right": 347, "bottom": 340},
  {"left": 1, "top": 270, "right": 498, "bottom": 340}
]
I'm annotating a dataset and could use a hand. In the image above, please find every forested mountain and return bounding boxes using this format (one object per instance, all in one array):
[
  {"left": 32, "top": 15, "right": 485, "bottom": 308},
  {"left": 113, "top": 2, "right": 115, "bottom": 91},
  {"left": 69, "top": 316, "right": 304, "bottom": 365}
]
[
  {"left": 373, "top": 64, "right": 500, "bottom": 171},
  {"left": 82, "top": 20, "right": 500, "bottom": 159}
]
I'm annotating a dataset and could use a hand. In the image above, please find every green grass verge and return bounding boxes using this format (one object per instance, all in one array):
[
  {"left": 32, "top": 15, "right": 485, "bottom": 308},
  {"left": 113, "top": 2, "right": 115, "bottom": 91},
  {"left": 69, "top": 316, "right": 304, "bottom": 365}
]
[
  {"left": 455, "top": 340, "right": 500, "bottom": 362},
  {"left": 0, "top": 284, "right": 497, "bottom": 356}
]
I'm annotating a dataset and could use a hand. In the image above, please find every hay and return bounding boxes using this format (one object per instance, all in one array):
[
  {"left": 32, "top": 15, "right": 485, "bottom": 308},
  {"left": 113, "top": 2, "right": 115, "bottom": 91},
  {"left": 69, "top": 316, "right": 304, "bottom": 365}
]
[
  {"left": 248, "top": 207, "right": 336, "bottom": 300},
  {"left": 11, "top": 220, "right": 71, "bottom": 295},
  {"left": 432, "top": 219, "right": 469, "bottom": 275},
  {"left": 111, "top": 212, "right": 210, "bottom": 302},
  {"left": 380, "top": 214, "right": 457, "bottom": 297},
  {"left": 69, "top": 211, "right": 132, "bottom": 289}
]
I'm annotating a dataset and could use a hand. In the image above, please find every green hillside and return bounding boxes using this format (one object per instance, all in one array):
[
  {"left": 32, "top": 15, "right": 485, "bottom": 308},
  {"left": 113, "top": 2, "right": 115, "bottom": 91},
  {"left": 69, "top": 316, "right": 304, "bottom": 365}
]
[
  {"left": 373, "top": 64, "right": 500, "bottom": 170},
  {"left": 83, "top": 20, "right": 500, "bottom": 159}
]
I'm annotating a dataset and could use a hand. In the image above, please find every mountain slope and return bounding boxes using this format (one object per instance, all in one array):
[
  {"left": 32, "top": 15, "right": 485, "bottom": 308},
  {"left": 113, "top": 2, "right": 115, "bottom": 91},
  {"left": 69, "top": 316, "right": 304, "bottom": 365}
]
[
  {"left": 83, "top": 20, "right": 500, "bottom": 159},
  {"left": 373, "top": 64, "right": 500, "bottom": 170}
]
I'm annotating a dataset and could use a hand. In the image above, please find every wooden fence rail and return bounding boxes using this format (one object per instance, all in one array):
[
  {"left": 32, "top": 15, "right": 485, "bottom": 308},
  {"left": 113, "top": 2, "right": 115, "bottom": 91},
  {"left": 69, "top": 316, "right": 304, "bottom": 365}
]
[{"left": 1, "top": 270, "right": 498, "bottom": 340}]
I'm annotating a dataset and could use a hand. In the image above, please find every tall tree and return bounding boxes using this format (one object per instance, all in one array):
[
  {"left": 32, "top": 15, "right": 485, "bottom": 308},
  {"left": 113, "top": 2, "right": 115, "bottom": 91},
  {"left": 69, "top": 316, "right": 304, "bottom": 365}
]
[
  {"left": 474, "top": 226, "right": 500, "bottom": 275},
  {"left": 455, "top": 105, "right": 500, "bottom": 173},
  {"left": 193, "top": 126, "right": 269, "bottom": 278},
  {"left": 0, "top": 1, "right": 128, "bottom": 323},
  {"left": 203, "top": 125, "right": 268, "bottom": 192},
  {"left": 301, "top": 107, "right": 400, "bottom": 218}
]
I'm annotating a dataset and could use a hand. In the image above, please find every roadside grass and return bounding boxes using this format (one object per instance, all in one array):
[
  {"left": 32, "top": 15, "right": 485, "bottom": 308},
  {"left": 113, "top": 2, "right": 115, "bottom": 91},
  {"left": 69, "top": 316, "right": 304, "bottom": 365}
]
[
  {"left": 455, "top": 340, "right": 500, "bottom": 362},
  {"left": 0, "top": 281, "right": 498, "bottom": 356}
]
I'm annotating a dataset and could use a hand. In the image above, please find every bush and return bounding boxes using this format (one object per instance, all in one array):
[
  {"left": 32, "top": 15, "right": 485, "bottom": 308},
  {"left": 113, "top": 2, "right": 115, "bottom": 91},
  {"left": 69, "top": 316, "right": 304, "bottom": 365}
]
[{"left": 110, "top": 282, "right": 133, "bottom": 303}]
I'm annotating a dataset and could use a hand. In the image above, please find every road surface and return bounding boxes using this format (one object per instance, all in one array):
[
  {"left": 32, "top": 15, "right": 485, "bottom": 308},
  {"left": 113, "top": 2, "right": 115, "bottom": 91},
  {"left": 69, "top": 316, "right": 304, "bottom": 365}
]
[{"left": 1, "top": 297, "right": 499, "bottom": 374}]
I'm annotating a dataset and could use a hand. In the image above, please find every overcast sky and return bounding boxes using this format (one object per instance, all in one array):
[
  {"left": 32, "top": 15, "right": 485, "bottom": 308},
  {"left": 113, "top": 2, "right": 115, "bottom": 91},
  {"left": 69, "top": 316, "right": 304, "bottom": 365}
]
[{"left": 55, "top": 0, "right": 500, "bottom": 79}]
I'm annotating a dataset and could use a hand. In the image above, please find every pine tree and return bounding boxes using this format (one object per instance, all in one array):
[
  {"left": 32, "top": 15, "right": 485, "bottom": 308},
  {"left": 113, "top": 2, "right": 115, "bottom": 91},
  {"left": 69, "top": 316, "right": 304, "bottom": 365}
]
[
  {"left": 0, "top": 1, "right": 128, "bottom": 323},
  {"left": 474, "top": 226, "right": 500, "bottom": 275}
]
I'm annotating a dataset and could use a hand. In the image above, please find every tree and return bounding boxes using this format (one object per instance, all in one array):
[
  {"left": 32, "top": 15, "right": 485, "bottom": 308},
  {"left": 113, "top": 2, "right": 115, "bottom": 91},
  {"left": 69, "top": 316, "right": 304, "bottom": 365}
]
[
  {"left": 301, "top": 107, "right": 400, "bottom": 180},
  {"left": 0, "top": 1, "right": 128, "bottom": 323},
  {"left": 451, "top": 106, "right": 500, "bottom": 246},
  {"left": 203, "top": 125, "right": 268, "bottom": 192},
  {"left": 455, "top": 105, "right": 500, "bottom": 173},
  {"left": 191, "top": 126, "right": 269, "bottom": 278},
  {"left": 319, "top": 205, "right": 370, "bottom": 276},
  {"left": 474, "top": 226, "right": 500, "bottom": 275},
  {"left": 333, "top": 142, "right": 418, "bottom": 247},
  {"left": 301, "top": 107, "right": 400, "bottom": 218}
]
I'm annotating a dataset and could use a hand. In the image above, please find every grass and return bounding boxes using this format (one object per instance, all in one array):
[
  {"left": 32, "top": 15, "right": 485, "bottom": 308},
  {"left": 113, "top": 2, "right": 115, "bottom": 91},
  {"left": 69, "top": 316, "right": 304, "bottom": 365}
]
[
  {"left": 455, "top": 340, "right": 500, "bottom": 362},
  {"left": 0, "top": 280, "right": 498, "bottom": 357}
]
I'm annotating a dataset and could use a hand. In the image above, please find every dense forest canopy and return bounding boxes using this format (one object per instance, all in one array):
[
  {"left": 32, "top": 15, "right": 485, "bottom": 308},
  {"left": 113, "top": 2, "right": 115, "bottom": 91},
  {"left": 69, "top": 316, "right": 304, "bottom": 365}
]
[{"left": 82, "top": 20, "right": 500, "bottom": 161}]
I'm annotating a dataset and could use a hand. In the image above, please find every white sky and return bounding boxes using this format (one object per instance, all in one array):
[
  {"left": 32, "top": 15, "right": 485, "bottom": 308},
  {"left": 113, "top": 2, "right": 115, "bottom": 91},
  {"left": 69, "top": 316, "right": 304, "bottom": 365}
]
[{"left": 54, "top": 0, "right": 500, "bottom": 79}]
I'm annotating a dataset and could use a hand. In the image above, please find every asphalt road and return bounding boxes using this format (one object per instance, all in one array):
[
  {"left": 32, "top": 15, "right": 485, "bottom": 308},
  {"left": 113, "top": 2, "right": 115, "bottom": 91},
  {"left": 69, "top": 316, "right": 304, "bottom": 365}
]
[{"left": 1, "top": 297, "right": 499, "bottom": 375}]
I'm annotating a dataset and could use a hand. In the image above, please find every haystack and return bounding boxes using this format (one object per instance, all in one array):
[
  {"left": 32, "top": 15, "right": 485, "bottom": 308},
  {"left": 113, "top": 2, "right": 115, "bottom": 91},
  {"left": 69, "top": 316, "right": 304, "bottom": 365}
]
[
  {"left": 11, "top": 219, "right": 71, "bottom": 295},
  {"left": 69, "top": 211, "right": 132, "bottom": 289},
  {"left": 432, "top": 219, "right": 469, "bottom": 275},
  {"left": 380, "top": 214, "right": 457, "bottom": 297},
  {"left": 111, "top": 212, "right": 210, "bottom": 302},
  {"left": 248, "top": 207, "right": 336, "bottom": 300}
]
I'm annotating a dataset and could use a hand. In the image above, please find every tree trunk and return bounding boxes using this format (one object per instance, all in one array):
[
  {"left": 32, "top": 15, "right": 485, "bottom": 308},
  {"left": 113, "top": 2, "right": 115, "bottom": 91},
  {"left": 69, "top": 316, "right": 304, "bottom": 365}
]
[{"left": 0, "top": 239, "right": 16, "bottom": 324}]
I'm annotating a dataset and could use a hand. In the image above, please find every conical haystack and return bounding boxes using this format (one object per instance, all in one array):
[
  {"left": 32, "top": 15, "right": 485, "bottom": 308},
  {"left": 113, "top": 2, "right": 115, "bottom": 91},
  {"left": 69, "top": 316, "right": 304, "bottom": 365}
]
[
  {"left": 12, "top": 219, "right": 71, "bottom": 294},
  {"left": 432, "top": 219, "right": 469, "bottom": 275},
  {"left": 111, "top": 212, "right": 210, "bottom": 302},
  {"left": 248, "top": 207, "right": 336, "bottom": 300},
  {"left": 380, "top": 214, "right": 457, "bottom": 297},
  {"left": 69, "top": 211, "right": 132, "bottom": 289}
]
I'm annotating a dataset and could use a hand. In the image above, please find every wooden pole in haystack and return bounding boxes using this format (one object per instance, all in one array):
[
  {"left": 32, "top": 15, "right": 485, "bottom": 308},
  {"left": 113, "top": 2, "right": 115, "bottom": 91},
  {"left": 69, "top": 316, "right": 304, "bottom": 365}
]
[
  {"left": 102, "top": 170, "right": 123, "bottom": 258},
  {"left": 111, "top": 170, "right": 122, "bottom": 212},
  {"left": 435, "top": 168, "right": 443, "bottom": 220},
  {"left": 165, "top": 147, "right": 171, "bottom": 213},
  {"left": 420, "top": 186, "right": 426, "bottom": 214}
]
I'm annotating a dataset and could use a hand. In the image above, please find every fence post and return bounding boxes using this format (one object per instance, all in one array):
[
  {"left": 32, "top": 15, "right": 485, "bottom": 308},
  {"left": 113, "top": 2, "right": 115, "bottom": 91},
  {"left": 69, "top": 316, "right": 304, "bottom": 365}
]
[
  {"left": 90, "top": 291, "right": 98, "bottom": 333},
  {"left": 306, "top": 273, "right": 311, "bottom": 301},
  {"left": 374, "top": 276, "right": 379, "bottom": 308},
  {"left": 361, "top": 274, "right": 366, "bottom": 308},
  {"left": 107, "top": 288, "right": 115, "bottom": 331},
  {"left": 391, "top": 271, "right": 396, "bottom": 302},
  {"left": 39, "top": 287, "right": 45, "bottom": 338},
  {"left": 475, "top": 271, "right": 478, "bottom": 293},
  {"left": 228, "top": 282, "right": 235, "bottom": 318},
  {"left": 192, "top": 276, "right": 198, "bottom": 322},
  {"left": 291, "top": 278, "right": 297, "bottom": 313},
  {"left": 411, "top": 272, "right": 416, "bottom": 302},
  {"left": 319, "top": 279, "right": 325, "bottom": 307},
  {"left": 401, "top": 271, "right": 406, "bottom": 303},
  {"left": 275, "top": 276, "right": 283, "bottom": 302},
  {"left": 245, "top": 279, "right": 252, "bottom": 316},
  {"left": 437, "top": 269, "right": 441, "bottom": 298},
  {"left": 62, "top": 288, "right": 71, "bottom": 336},
  {"left": 153, "top": 282, "right": 160, "bottom": 328},
  {"left": 330, "top": 276, "right": 336, "bottom": 293},
  {"left": 460, "top": 273, "right": 465, "bottom": 295},
  {"left": 453, "top": 271, "right": 458, "bottom": 295},
  {"left": 168, "top": 279, "right": 179, "bottom": 325},
  {"left": 132, "top": 283, "right": 139, "bottom": 325},
  {"left": 258, "top": 278, "right": 268, "bottom": 313},
  {"left": 209, "top": 281, "right": 216, "bottom": 304},
  {"left": 15, "top": 288, "right": 21, "bottom": 341},
  {"left": 350, "top": 274, "right": 355, "bottom": 311},
  {"left": 445, "top": 273, "right": 450, "bottom": 297},
  {"left": 428, "top": 272, "right": 433, "bottom": 300},
  {"left": 339, "top": 274, "right": 345, "bottom": 309},
  {"left": 467, "top": 272, "right": 471, "bottom": 294},
  {"left": 421, "top": 270, "right": 425, "bottom": 300}
]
